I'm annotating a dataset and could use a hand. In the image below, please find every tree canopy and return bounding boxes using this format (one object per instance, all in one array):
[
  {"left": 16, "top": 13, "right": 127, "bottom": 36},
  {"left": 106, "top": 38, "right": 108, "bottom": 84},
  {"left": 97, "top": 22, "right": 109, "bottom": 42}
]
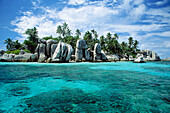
[{"left": 4, "top": 23, "right": 139, "bottom": 58}]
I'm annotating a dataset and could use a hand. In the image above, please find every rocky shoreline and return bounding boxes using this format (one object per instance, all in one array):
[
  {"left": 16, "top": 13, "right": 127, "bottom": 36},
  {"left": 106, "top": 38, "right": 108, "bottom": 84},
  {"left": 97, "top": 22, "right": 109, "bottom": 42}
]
[{"left": 0, "top": 39, "right": 161, "bottom": 63}]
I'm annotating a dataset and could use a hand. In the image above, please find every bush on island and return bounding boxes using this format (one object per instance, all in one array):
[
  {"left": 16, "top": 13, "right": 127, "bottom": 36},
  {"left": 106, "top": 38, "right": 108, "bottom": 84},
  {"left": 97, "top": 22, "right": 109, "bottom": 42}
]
[{"left": 5, "top": 49, "right": 31, "bottom": 55}]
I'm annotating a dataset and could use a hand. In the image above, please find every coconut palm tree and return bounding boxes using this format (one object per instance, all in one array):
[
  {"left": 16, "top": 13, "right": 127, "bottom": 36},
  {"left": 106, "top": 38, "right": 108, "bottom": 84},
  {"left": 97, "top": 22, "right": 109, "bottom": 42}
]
[
  {"left": 25, "top": 27, "right": 38, "bottom": 43},
  {"left": 128, "top": 37, "right": 133, "bottom": 48},
  {"left": 63, "top": 22, "right": 68, "bottom": 30},
  {"left": 114, "top": 33, "right": 119, "bottom": 40},
  {"left": 4, "top": 38, "right": 13, "bottom": 50},
  {"left": 66, "top": 28, "right": 72, "bottom": 36},
  {"left": 91, "top": 29, "right": 98, "bottom": 39},
  {"left": 24, "top": 27, "right": 39, "bottom": 52},
  {"left": 133, "top": 40, "right": 139, "bottom": 51},
  {"left": 75, "top": 29, "right": 81, "bottom": 38},
  {"left": 56, "top": 25, "right": 62, "bottom": 36},
  {"left": 13, "top": 40, "right": 22, "bottom": 49},
  {"left": 106, "top": 32, "right": 112, "bottom": 41},
  {"left": 100, "top": 35, "right": 105, "bottom": 49}
]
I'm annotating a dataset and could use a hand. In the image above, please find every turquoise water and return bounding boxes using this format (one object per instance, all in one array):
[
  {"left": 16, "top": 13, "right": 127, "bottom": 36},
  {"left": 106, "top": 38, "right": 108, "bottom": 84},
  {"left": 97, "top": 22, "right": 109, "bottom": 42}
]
[{"left": 0, "top": 61, "right": 169, "bottom": 113}]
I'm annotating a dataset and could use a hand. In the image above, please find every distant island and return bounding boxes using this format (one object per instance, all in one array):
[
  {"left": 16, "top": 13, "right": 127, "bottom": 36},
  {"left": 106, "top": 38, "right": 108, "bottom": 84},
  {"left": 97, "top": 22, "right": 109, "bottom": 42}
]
[{"left": 0, "top": 23, "right": 165, "bottom": 63}]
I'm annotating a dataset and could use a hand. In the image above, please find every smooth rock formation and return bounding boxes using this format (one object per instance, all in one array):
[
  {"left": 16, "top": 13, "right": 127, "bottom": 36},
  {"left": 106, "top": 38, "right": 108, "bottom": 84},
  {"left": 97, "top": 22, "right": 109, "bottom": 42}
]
[
  {"left": 134, "top": 56, "right": 145, "bottom": 63},
  {"left": 19, "top": 50, "right": 27, "bottom": 55},
  {"left": 0, "top": 53, "right": 15, "bottom": 62},
  {"left": 46, "top": 39, "right": 58, "bottom": 57},
  {"left": 142, "top": 49, "right": 160, "bottom": 61},
  {"left": 107, "top": 55, "right": 119, "bottom": 61},
  {"left": 14, "top": 54, "right": 30, "bottom": 62},
  {"left": 120, "top": 57, "right": 128, "bottom": 61},
  {"left": 129, "top": 55, "right": 134, "bottom": 61},
  {"left": 14, "top": 50, "right": 37, "bottom": 62},
  {"left": 51, "top": 44, "right": 58, "bottom": 57},
  {"left": 52, "top": 42, "right": 73, "bottom": 62},
  {"left": 75, "top": 39, "right": 88, "bottom": 61},
  {"left": 94, "top": 43, "right": 101, "bottom": 61},
  {"left": 38, "top": 43, "right": 47, "bottom": 63},
  {"left": 101, "top": 50, "right": 107, "bottom": 61}
]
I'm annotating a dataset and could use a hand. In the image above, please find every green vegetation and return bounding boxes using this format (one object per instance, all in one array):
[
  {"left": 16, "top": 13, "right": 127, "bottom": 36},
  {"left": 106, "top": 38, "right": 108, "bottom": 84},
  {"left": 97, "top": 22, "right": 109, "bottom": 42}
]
[
  {"left": 4, "top": 38, "right": 22, "bottom": 51},
  {"left": 23, "top": 27, "right": 39, "bottom": 53},
  {"left": 4, "top": 23, "right": 139, "bottom": 58},
  {"left": 5, "top": 49, "right": 31, "bottom": 55}
]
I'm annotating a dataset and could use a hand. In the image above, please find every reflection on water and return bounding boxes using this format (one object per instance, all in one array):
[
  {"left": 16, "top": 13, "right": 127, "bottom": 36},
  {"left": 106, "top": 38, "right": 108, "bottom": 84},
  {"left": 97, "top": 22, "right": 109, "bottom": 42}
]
[{"left": 0, "top": 61, "right": 170, "bottom": 112}]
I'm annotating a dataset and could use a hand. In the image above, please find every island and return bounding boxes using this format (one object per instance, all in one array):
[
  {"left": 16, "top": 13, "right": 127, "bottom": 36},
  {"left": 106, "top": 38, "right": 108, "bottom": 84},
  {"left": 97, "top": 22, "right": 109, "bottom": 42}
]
[{"left": 0, "top": 23, "right": 161, "bottom": 63}]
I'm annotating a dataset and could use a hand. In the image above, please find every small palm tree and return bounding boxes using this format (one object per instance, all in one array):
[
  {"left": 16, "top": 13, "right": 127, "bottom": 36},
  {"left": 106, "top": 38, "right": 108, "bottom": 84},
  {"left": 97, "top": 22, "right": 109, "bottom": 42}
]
[
  {"left": 56, "top": 25, "right": 62, "bottom": 36},
  {"left": 24, "top": 27, "right": 38, "bottom": 43},
  {"left": 133, "top": 40, "right": 139, "bottom": 51},
  {"left": 66, "top": 28, "right": 72, "bottom": 36},
  {"left": 75, "top": 29, "right": 81, "bottom": 38},
  {"left": 114, "top": 33, "right": 119, "bottom": 40},
  {"left": 91, "top": 29, "right": 98, "bottom": 39},
  {"left": 106, "top": 32, "right": 112, "bottom": 41},
  {"left": 13, "top": 40, "right": 22, "bottom": 49},
  {"left": 4, "top": 38, "right": 13, "bottom": 50},
  {"left": 128, "top": 37, "right": 133, "bottom": 48}
]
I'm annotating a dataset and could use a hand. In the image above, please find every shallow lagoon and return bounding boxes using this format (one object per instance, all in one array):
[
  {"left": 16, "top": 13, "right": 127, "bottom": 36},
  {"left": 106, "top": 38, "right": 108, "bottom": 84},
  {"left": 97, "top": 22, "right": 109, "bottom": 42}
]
[{"left": 0, "top": 61, "right": 170, "bottom": 112}]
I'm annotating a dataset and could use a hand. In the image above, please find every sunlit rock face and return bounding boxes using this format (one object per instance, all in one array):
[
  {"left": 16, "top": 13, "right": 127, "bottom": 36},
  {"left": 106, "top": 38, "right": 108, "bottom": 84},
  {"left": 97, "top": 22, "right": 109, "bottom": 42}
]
[
  {"left": 52, "top": 42, "right": 73, "bottom": 62},
  {"left": 136, "top": 49, "right": 160, "bottom": 61},
  {"left": 75, "top": 39, "right": 89, "bottom": 62},
  {"left": 75, "top": 40, "right": 107, "bottom": 62},
  {"left": 106, "top": 54, "right": 119, "bottom": 61},
  {"left": 38, "top": 43, "right": 46, "bottom": 63},
  {"left": 14, "top": 53, "right": 36, "bottom": 62},
  {"left": 34, "top": 39, "right": 73, "bottom": 63},
  {"left": 51, "top": 44, "right": 58, "bottom": 57},
  {"left": 46, "top": 39, "right": 58, "bottom": 58},
  {"left": 94, "top": 43, "right": 101, "bottom": 61},
  {"left": 0, "top": 53, "right": 15, "bottom": 62},
  {"left": 134, "top": 56, "right": 145, "bottom": 63},
  {"left": 93, "top": 43, "right": 107, "bottom": 61}
]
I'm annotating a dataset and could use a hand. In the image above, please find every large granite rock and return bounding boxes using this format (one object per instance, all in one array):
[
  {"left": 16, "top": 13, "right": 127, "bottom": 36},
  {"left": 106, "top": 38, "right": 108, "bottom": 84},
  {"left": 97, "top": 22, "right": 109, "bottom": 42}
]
[
  {"left": 75, "top": 39, "right": 89, "bottom": 61},
  {"left": 14, "top": 49, "right": 37, "bottom": 62},
  {"left": 142, "top": 49, "right": 160, "bottom": 61},
  {"left": 14, "top": 54, "right": 30, "bottom": 62},
  {"left": 134, "top": 56, "right": 145, "bottom": 63},
  {"left": 38, "top": 43, "right": 47, "bottom": 63},
  {"left": 46, "top": 39, "right": 58, "bottom": 57},
  {"left": 0, "top": 53, "right": 15, "bottom": 62},
  {"left": 94, "top": 43, "right": 101, "bottom": 61},
  {"left": 101, "top": 50, "right": 107, "bottom": 61},
  {"left": 52, "top": 42, "right": 73, "bottom": 62},
  {"left": 76, "top": 39, "right": 87, "bottom": 49},
  {"left": 51, "top": 44, "right": 58, "bottom": 57},
  {"left": 129, "top": 55, "right": 134, "bottom": 61},
  {"left": 106, "top": 55, "right": 119, "bottom": 61},
  {"left": 19, "top": 50, "right": 27, "bottom": 55}
]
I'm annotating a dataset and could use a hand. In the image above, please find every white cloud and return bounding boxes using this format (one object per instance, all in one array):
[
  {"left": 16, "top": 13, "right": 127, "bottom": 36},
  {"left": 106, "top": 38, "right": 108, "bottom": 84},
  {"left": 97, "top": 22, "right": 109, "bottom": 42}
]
[
  {"left": 155, "top": 0, "right": 167, "bottom": 5},
  {"left": 68, "top": 0, "right": 88, "bottom": 5},
  {"left": 164, "top": 41, "right": 170, "bottom": 48},
  {"left": 130, "top": 4, "right": 146, "bottom": 20},
  {"left": 146, "top": 7, "right": 170, "bottom": 18}
]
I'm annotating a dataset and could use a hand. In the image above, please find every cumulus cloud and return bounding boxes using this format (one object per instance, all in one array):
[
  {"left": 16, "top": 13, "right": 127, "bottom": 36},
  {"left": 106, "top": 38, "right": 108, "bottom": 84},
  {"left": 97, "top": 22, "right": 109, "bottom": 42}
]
[
  {"left": 68, "top": 0, "right": 88, "bottom": 5},
  {"left": 155, "top": 0, "right": 167, "bottom": 5},
  {"left": 164, "top": 41, "right": 170, "bottom": 48}
]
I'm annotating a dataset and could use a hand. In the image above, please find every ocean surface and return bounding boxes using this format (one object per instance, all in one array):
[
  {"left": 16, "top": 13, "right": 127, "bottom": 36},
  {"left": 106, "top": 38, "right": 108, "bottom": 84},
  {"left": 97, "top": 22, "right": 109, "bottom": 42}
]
[{"left": 0, "top": 61, "right": 169, "bottom": 113}]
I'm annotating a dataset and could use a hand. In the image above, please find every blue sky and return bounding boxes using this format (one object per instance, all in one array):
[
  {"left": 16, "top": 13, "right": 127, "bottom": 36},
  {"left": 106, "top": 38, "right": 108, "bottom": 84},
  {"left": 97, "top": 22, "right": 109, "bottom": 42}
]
[{"left": 0, "top": 0, "right": 170, "bottom": 58}]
